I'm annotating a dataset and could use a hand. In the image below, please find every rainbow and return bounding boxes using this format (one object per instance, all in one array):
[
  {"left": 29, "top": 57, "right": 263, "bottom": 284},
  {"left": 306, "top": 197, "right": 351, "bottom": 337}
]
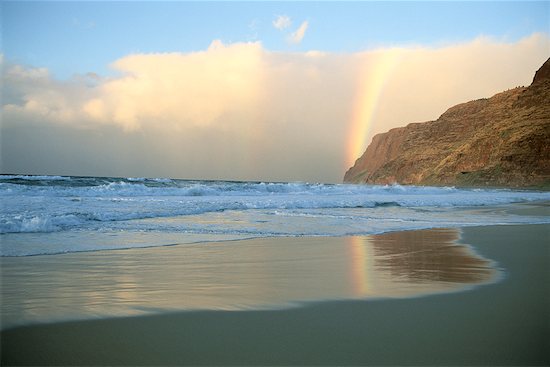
[
  {"left": 345, "top": 49, "right": 402, "bottom": 169},
  {"left": 347, "top": 236, "right": 370, "bottom": 297}
]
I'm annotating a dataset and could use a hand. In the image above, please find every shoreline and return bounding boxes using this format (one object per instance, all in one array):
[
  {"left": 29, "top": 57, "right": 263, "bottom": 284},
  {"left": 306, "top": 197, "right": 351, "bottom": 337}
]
[
  {"left": 2, "top": 223, "right": 549, "bottom": 365},
  {"left": 1, "top": 227, "right": 500, "bottom": 331}
]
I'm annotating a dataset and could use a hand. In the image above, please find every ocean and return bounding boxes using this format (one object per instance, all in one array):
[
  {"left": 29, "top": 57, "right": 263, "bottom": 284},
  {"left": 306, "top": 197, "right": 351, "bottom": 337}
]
[
  {"left": 2, "top": 174, "right": 550, "bottom": 330},
  {"left": 2, "top": 174, "right": 550, "bottom": 257}
]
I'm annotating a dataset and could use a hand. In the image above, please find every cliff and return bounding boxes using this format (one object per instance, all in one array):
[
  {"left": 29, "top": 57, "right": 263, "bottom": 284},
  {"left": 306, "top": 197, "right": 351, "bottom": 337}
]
[{"left": 344, "top": 58, "right": 550, "bottom": 187}]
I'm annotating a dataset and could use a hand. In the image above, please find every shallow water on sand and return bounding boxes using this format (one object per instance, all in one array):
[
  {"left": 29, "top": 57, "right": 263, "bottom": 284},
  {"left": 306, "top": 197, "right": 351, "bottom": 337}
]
[{"left": 1, "top": 228, "right": 498, "bottom": 329}]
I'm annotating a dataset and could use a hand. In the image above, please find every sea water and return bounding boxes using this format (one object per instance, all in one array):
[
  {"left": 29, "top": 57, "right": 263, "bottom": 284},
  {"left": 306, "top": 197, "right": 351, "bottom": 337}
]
[
  {"left": 1, "top": 174, "right": 549, "bottom": 256},
  {"left": 2, "top": 175, "right": 550, "bottom": 328}
]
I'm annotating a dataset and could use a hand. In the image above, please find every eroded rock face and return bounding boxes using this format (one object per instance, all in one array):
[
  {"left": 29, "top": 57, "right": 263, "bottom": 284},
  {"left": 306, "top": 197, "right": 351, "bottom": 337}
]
[
  {"left": 344, "top": 58, "right": 550, "bottom": 187},
  {"left": 533, "top": 57, "right": 550, "bottom": 85}
]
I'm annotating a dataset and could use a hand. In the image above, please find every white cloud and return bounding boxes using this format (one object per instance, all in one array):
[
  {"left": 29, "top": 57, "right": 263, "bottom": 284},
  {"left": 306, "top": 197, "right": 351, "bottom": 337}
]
[
  {"left": 288, "top": 21, "right": 309, "bottom": 45},
  {"left": 2, "top": 34, "right": 549, "bottom": 182},
  {"left": 247, "top": 18, "right": 260, "bottom": 41},
  {"left": 1, "top": 61, "right": 98, "bottom": 126},
  {"left": 71, "top": 17, "right": 95, "bottom": 30},
  {"left": 84, "top": 40, "right": 266, "bottom": 131},
  {"left": 273, "top": 15, "right": 291, "bottom": 30}
]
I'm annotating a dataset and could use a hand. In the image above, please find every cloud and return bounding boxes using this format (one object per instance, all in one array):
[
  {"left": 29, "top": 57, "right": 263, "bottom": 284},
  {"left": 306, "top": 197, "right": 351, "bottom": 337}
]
[
  {"left": 272, "top": 16, "right": 308, "bottom": 45},
  {"left": 2, "top": 33, "right": 549, "bottom": 182},
  {"left": 71, "top": 17, "right": 95, "bottom": 30},
  {"left": 80, "top": 40, "right": 266, "bottom": 131},
  {"left": 354, "top": 33, "right": 550, "bottom": 151},
  {"left": 288, "top": 21, "right": 309, "bottom": 44},
  {"left": 273, "top": 15, "right": 291, "bottom": 30},
  {"left": 2, "top": 42, "right": 265, "bottom": 131},
  {"left": 1, "top": 60, "right": 99, "bottom": 126},
  {"left": 247, "top": 18, "right": 260, "bottom": 41}
]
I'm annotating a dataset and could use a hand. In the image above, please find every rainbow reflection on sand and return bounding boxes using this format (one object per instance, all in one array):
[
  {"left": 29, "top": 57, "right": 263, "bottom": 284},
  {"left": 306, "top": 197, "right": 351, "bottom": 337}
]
[{"left": 2, "top": 229, "right": 499, "bottom": 329}]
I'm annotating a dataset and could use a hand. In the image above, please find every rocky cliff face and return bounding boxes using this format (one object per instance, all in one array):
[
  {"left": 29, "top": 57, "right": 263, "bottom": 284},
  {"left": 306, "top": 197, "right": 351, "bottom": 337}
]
[{"left": 344, "top": 58, "right": 550, "bottom": 187}]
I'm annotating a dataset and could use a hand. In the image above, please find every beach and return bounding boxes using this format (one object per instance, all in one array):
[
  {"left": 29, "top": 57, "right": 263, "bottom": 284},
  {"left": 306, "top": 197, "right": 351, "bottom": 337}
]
[
  {"left": 2, "top": 223, "right": 549, "bottom": 366},
  {"left": 3, "top": 3, "right": 549, "bottom": 365}
]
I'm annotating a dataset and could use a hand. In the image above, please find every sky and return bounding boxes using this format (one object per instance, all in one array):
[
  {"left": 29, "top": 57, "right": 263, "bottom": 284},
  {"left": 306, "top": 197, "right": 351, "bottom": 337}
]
[{"left": 1, "top": 1, "right": 549, "bottom": 183}]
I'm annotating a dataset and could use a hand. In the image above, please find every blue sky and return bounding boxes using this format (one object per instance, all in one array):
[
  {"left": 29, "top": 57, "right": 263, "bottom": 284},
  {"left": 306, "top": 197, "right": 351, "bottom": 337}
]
[{"left": 3, "top": 1, "right": 549, "bottom": 79}]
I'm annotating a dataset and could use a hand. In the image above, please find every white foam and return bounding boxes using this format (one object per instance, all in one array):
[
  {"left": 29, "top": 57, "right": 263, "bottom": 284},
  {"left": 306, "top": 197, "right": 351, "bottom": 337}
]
[
  {"left": 1, "top": 177, "right": 549, "bottom": 256},
  {"left": 127, "top": 177, "right": 174, "bottom": 183},
  {"left": 0, "top": 214, "right": 84, "bottom": 234}
]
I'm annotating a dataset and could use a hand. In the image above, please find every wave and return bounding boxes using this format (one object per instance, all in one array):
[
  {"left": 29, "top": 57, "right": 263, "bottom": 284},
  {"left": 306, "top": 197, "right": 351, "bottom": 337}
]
[
  {"left": 0, "top": 214, "right": 84, "bottom": 233},
  {"left": 0, "top": 199, "right": 400, "bottom": 234},
  {"left": 127, "top": 177, "right": 173, "bottom": 183},
  {"left": 2, "top": 194, "right": 549, "bottom": 234},
  {"left": 0, "top": 176, "right": 537, "bottom": 199},
  {"left": 4, "top": 214, "right": 550, "bottom": 257},
  {"left": 373, "top": 201, "right": 402, "bottom": 207},
  {"left": 2, "top": 177, "right": 549, "bottom": 237},
  {"left": 0, "top": 175, "right": 72, "bottom": 181},
  {"left": 2, "top": 174, "right": 459, "bottom": 193}
]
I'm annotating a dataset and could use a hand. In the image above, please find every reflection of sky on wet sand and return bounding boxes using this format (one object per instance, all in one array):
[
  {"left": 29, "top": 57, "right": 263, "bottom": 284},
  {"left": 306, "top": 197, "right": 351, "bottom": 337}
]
[{"left": 1, "top": 229, "right": 499, "bottom": 329}]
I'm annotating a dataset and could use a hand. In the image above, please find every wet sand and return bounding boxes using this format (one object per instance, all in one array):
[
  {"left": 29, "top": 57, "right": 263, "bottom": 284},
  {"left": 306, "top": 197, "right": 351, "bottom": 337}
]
[
  {"left": 0, "top": 228, "right": 499, "bottom": 330},
  {"left": 2, "top": 224, "right": 549, "bottom": 365}
]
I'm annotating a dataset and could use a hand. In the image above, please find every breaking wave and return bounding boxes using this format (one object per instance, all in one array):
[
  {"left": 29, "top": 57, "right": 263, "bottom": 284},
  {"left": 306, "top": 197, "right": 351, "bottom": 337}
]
[{"left": 1, "top": 175, "right": 549, "bottom": 255}]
